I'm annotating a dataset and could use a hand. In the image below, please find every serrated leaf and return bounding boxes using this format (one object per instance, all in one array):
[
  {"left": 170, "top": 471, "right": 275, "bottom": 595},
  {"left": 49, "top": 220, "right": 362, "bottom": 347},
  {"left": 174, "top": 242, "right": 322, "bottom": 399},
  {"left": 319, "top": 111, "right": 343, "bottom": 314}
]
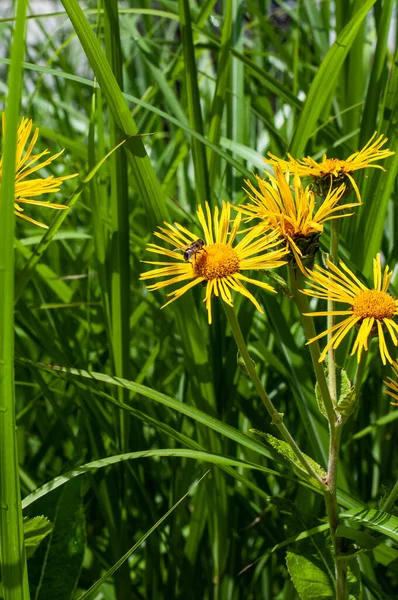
[
  {"left": 251, "top": 431, "right": 327, "bottom": 483},
  {"left": 315, "top": 381, "right": 328, "bottom": 419},
  {"left": 287, "top": 549, "right": 361, "bottom": 600},
  {"left": 286, "top": 551, "right": 334, "bottom": 599},
  {"left": 316, "top": 364, "right": 357, "bottom": 421},
  {"left": 23, "top": 516, "right": 53, "bottom": 559},
  {"left": 336, "top": 368, "right": 357, "bottom": 420}
]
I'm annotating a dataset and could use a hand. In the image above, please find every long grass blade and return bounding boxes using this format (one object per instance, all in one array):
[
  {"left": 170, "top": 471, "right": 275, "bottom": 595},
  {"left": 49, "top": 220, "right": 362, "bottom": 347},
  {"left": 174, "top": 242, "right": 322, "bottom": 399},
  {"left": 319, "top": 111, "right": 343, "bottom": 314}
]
[{"left": 0, "top": 0, "right": 30, "bottom": 598}]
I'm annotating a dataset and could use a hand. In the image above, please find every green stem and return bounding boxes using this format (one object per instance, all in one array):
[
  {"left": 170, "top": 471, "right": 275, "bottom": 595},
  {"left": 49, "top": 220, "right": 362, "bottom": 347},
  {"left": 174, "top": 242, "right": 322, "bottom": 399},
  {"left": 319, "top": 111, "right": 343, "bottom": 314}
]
[
  {"left": 289, "top": 266, "right": 336, "bottom": 424},
  {"left": 223, "top": 302, "right": 324, "bottom": 486},
  {"left": 324, "top": 420, "right": 347, "bottom": 599},
  {"left": 0, "top": 0, "right": 30, "bottom": 598},
  {"left": 327, "top": 220, "right": 341, "bottom": 404},
  {"left": 290, "top": 257, "right": 347, "bottom": 598},
  {"left": 381, "top": 478, "right": 398, "bottom": 513},
  {"left": 326, "top": 219, "right": 348, "bottom": 600}
]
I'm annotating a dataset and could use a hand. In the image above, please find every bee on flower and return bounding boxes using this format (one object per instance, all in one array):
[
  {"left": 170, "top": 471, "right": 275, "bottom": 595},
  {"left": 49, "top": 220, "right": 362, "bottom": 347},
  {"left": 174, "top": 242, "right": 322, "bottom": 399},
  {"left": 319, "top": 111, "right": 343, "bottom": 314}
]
[
  {"left": 0, "top": 115, "right": 77, "bottom": 228},
  {"left": 265, "top": 133, "right": 394, "bottom": 202},
  {"left": 140, "top": 201, "right": 288, "bottom": 324}
]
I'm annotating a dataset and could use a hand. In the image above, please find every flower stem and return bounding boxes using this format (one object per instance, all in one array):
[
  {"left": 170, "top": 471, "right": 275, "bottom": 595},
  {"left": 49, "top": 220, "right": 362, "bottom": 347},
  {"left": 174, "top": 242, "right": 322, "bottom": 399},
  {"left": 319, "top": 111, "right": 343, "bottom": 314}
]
[
  {"left": 223, "top": 302, "right": 324, "bottom": 485},
  {"left": 288, "top": 266, "right": 336, "bottom": 424},
  {"left": 327, "top": 220, "right": 341, "bottom": 404},
  {"left": 0, "top": 0, "right": 30, "bottom": 598},
  {"left": 289, "top": 260, "right": 347, "bottom": 598},
  {"left": 324, "top": 419, "right": 347, "bottom": 599}
]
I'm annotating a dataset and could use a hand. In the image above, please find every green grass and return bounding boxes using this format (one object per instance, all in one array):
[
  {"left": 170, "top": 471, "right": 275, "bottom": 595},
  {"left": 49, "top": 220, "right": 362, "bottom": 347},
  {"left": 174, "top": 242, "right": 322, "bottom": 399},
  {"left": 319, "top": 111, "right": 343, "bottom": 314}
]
[{"left": 1, "top": 1, "right": 398, "bottom": 599}]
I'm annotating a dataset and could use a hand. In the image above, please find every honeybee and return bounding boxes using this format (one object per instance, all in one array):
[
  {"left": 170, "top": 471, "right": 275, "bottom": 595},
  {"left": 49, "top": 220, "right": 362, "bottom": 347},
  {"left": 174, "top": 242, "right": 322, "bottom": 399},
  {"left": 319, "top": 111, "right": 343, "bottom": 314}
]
[{"left": 174, "top": 238, "right": 205, "bottom": 262}]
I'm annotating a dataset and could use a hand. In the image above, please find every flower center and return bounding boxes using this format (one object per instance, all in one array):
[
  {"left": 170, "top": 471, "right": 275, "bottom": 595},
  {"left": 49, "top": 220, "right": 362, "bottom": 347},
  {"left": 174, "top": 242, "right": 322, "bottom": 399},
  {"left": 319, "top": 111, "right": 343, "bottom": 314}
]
[
  {"left": 282, "top": 221, "right": 296, "bottom": 237},
  {"left": 319, "top": 158, "right": 344, "bottom": 175},
  {"left": 193, "top": 243, "right": 240, "bottom": 280},
  {"left": 352, "top": 289, "right": 396, "bottom": 320}
]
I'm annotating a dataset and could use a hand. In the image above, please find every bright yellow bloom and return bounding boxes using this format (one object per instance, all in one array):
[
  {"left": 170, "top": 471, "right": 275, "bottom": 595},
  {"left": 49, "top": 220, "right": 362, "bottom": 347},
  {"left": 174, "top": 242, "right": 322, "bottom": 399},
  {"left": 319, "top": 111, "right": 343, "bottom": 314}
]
[
  {"left": 302, "top": 254, "right": 398, "bottom": 365},
  {"left": 265, "top": 133, "right": 394, "bottom": 203},
  {"left": 140, "top": 202, "right": 288, "bottom": 324},
  {"left": 0, "top": 115, "right": 77, "bottom": 228},
  {"left": 383, "top": 364, "right": 398, "bottom": 406},
  {"left": 238, "top": 167, "right": 357, "bottom": 272}
]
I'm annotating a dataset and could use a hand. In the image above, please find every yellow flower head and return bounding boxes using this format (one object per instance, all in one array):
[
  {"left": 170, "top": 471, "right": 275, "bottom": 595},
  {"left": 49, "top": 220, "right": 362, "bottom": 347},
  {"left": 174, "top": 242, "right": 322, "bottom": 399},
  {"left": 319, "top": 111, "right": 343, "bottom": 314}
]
[
  {"left": 303, "top": 254, "right": 398, "bottom": 365},
  {"left": 383, "top": 363, "right": 398, "bottom": 406},
  {"left": 140, "top": 202, "right": 288, "bottom": 323},
  {"left": 265, "top": 133, "right": 394, "bottom": 202},
  {"left": 0, "top": 115, "right": 78, "bottom": 228},
  {"left": 238, "top": 167, "right": 357, "bottom": 272}
]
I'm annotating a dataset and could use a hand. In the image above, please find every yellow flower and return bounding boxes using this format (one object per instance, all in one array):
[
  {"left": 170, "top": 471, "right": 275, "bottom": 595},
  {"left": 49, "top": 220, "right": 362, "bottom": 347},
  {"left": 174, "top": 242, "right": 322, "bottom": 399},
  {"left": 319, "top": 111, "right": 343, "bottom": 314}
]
[
  {"left": 0, "top": 115, "right": 77, "bottom": 228},
  {"left": 383, "top": 364, "right": 398, "bottom": 406},
  {"left": 265, "top": 133, "right": 394, "bottom": 202},
  {"left": 238, "top": 167, "right": 357, "bottom": 272},
  {"left": 140, "top": 202, "right": 288, "bottom": 324},
  {"left": 302, "top": 254, "right": 398, "bottom": 365}
]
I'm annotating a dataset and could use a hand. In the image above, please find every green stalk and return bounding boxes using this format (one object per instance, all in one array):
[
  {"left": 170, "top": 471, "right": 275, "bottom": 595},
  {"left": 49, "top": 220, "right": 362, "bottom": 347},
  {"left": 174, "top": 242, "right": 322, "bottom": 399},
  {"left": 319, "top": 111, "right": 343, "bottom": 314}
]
[
  {"left": 327, "top": 220, "right": 341, "bottom": 404},
  {"left": 290, "top": 261, "right": 348, "bottom": 598},
  {"left": 324, "top": 421, "right": 347, "bottom": 600},
  {"left": 288, "top": 266, "right": 336, "bottom": 423},
  {"left": 0, "top": 0, "right": 30, "bottom": 598},
  {"left": 327, "top": 222, "right": 347, "bottom": 598},
  {"left": 223, "top": 303, "right": 324, "bottom": 486}
]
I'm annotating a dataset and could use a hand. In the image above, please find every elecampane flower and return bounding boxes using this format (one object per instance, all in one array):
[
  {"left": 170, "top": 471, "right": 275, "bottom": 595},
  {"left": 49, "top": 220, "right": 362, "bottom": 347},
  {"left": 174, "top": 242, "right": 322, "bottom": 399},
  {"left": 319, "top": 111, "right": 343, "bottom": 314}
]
[
  {"left": 265, "top": 133, "right": 394, "bottom": 203},
  {"left": 238, "top": 167, "right": 357, "bottom": 271},
  {"left": 302, "top": 254, "right": 398, "bottom": 365},
  {"left": 0, "top": 115, "right": 77, "bottom": 228},
  {"left": 383, "top": 363, "right": 398, "bottom": 406},
  {"left": 140, "top": 201, "right": 288, "bottom": 323}
]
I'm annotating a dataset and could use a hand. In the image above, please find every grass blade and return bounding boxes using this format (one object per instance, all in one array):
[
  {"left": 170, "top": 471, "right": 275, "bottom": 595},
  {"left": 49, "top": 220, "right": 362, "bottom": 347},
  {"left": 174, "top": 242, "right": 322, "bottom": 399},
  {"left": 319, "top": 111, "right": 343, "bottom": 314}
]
[{"left": 0, "top": 0, "right": 30, "bottom": 597}]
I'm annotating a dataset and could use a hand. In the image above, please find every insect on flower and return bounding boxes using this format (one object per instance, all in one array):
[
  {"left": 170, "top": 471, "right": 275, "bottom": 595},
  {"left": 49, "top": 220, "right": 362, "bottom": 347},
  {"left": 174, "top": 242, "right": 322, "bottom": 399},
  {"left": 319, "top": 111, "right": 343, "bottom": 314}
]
[
  {"left": 140, "top": 201, "right": 288, "bottom": 323},
  {"left": 173, "top": 238, "right": 206, "bottom": 263}
]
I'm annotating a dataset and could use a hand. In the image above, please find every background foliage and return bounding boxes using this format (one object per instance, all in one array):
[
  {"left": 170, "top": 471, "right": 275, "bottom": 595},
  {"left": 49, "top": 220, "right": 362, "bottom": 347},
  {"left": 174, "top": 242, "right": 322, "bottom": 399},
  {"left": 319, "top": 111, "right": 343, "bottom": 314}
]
[{"left": 1, "top": 0, "right": 398, "bottom": 598}]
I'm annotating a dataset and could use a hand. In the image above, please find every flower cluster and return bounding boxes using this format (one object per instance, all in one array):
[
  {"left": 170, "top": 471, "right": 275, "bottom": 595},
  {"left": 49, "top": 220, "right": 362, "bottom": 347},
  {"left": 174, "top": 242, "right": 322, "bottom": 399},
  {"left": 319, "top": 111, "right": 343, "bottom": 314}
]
[{"left": 141, "top": 132, "right": 398, "bottom": 386}]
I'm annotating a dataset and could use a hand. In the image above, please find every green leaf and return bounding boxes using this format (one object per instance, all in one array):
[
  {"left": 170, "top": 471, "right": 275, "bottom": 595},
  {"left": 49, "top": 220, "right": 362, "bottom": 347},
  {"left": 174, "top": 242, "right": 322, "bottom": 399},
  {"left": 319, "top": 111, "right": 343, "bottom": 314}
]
[
  {"left": 250, "top": 431, "right": 327, "bottom": 483},
  {"left": 27, "top": 478, "right": 85, "bottom": 600},
  {"left": 336, "top": 367, "right": 357, "bottom": 420},
  {"left": 289, "top": 0, "right": 377, "bottom": 156},
  {"left": 286, "top": 550, "right": 362, "bottom": 600},
  {"left": 22, "top": 449, "right": 275, "bottom": 510},
  {"left": 286, "top": 551, "right": 334, "bottom": 599},
  {"left": 23, "top": 516, "right": 53, "bottom": 559},
  {"left": 237, "top": 351, "right": 255, "bottom": 376},
  {"left": 341, "top": 505, "right": 398, "bottom": 544},
  {"left": 316, "top": 364, "right": 356, "bottom": 421}
]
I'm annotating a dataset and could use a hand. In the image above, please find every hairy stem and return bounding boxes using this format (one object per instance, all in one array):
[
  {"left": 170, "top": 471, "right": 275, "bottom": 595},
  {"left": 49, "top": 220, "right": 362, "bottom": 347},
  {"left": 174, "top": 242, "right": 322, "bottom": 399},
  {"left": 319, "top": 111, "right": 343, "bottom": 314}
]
[
  {"left": 327, "top": 220, "right": 341, "bottom": 404},
  {"left": 289, "top": 266, "right": 336, "bottom": 423},
  {"left": 223, "top": 302, "right": 324, "bottom": 485},
  {"left": 290, "top": 257, "right": 347, "bottom": 598}
]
